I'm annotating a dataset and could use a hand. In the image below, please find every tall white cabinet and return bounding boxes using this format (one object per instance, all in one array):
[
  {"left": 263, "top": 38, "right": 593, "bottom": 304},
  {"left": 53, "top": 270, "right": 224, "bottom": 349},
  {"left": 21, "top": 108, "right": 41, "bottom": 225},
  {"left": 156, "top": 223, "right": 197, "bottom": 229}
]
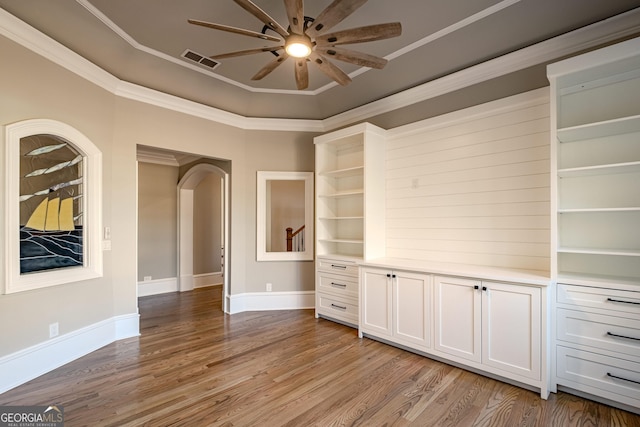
[
  {"left": 548, "top": 37, "right": 640, "bottom": 410},
  {"left": 314, "top": 123, "right": 386, "bottom": 326}
]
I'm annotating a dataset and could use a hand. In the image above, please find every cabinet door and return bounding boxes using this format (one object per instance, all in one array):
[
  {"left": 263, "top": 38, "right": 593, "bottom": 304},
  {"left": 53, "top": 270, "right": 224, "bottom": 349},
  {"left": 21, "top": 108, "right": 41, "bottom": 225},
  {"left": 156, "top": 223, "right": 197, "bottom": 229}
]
[
  {"left": 482, "top": 282, "right": 541, "bottom": 380},
  {"left": 361, "top": 268, "right": 392, "bottom": 338},
  {"left": 434, "top": 276, "right": 481, "bottom": 363},
  {"left": 394, "top": 271, "right": 431, "bottom": 350}
]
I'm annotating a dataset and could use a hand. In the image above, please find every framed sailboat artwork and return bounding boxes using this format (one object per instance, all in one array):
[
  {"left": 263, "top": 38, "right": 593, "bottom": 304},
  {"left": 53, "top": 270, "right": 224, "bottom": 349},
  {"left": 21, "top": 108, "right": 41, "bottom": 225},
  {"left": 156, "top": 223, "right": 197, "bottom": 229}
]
[
  {"left": 4, "top": 119, "right": 103, "bottom": 294},
  {"left": 20, "top": 139, "right": 84, "bottom": 273}
]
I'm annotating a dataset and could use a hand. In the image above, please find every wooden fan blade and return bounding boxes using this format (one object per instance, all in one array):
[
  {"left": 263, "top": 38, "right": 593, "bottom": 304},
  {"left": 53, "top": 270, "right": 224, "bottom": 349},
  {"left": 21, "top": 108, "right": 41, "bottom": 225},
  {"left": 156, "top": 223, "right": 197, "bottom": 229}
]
[
  {"left": 309, "top": 52, "right": 351, "bottom": 86},
  {"left": 187, "top": 19, "right": 281, "bottom": 42},
  {"left": 211, "top": 46, "right": 284, "bottom": 60},
  {"left": 294, "top": 59, "right": 309, "bottom": 90},
  {"left": 233, "top": 0, "right": 289, "bottom": 38},
  {"left": 316, "top": 22, "right": 402, "bottom": 46},
  {"left": 284, "top": 0, "right": 304, "bottom": 35},
  {"left": 252, "top": 53, "right": 289, "bottom": 80},
  {"left": 315, "top": 47, "right": 387, "bottom": 69},
  {"left": 305, "top": 0, "right": 368, "bottom": 38}
]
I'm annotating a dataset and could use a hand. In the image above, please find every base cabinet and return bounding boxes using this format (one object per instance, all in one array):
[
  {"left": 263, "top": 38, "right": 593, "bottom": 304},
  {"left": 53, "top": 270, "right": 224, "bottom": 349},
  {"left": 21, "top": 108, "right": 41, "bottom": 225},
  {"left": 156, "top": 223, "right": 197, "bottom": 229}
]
[
  {"left": 315, "top": 257, "right": 359, "bottom": 327},
  {"left": 434, "top": 276, "right": 481, "bottom": 362},
  {"left": 360, "top": 268, "right": 431, "bottom": 351},
  {"left": 555, "top": 283, "right": 640, "bottom": 410},
  {"left": 434, "top": 276, "right": 542, "bottom": 383}
]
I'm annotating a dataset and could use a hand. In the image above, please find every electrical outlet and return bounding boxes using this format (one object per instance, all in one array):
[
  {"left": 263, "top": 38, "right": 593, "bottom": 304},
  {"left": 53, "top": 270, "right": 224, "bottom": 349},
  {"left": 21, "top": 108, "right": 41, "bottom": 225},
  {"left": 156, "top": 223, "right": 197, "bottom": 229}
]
[
  {"left": 266, "top": 283, "right": 272, "bottom": 292},
  {"left": 49, "top": 322, "right": 59, "bottom": 338},
  {"left": 144, "top": 276, "right": 152, "bottom": 281}
]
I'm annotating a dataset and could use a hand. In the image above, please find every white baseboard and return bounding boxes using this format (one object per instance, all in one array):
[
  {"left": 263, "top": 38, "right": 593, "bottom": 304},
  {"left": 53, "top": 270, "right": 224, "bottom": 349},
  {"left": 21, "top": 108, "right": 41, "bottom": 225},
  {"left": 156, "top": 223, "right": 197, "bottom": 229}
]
[
  {"left": 137, "top": 277, "right": 178, "bottom": 297},
  {"left": 0, "top": 313, "right": 139, "bottom": 394},
  {"left": 229, "top": 291, "right": 315, "bottom": 314},
  {"left": 193, "top": 272, "right": 222, "bottom": 289}
]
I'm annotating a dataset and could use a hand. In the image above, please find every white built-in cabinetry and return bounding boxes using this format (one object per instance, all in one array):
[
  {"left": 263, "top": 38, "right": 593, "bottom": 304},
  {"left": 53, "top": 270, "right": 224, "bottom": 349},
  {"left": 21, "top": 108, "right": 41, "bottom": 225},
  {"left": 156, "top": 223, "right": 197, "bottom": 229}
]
[
  {"left": 314, "top": 120, "right": 550, "bottom": 397},
  {"left": 360, "top": 268, "right": 431, "bottom": 351},
  {"left": 360, "top": 267, "right": 547, "bottom": 397},
  {"left": 433, "top": 276, "right": 542, "bottom": 384},
  {"left": 314, "top": 123, "right": 386, "bottom": 326},
  {"left": 548, "top": 37, "right": 640, "bottom": 411}
]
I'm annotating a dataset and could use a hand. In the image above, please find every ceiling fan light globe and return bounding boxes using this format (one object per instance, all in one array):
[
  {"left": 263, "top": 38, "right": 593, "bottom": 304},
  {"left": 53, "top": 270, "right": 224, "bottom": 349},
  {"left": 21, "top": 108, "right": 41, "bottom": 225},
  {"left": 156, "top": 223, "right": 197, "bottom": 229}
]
[
  {"left": 285, "top": 35, "right": 312, "bottom": 58},
  {"left": 286, "top": 42, "right": 311, "bottom": 57}
]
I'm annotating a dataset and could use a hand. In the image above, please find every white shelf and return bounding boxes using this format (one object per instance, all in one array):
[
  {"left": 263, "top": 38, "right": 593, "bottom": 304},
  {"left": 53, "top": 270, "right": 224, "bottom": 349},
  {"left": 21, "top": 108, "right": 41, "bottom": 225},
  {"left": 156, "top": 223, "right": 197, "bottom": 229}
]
[
  {"left": 557, "top": 114, "right": 640, "bottom": 143},
  {"left": 558, "top": 247, "right": 640, "bottom": 257},
  {"left": 557, "top": 272, "right": 640, "bottom": 289},
  {"left": 319, "top": 238, "right": 364, "bottom": 245},
  {"left": 558, "top": 161, "right": 640, "bottom": 177},
  {"left": 318, "top": 190, "right": 364, "bottom": 198},
  {"left": 318, "top": 216, "right": 364, "bottom": 220},
  {"left": 558, "top": 207, "right": 640, "bottom": 213},
  {"left": 319, "top": 166, "right": 364, "bottom": 178}
]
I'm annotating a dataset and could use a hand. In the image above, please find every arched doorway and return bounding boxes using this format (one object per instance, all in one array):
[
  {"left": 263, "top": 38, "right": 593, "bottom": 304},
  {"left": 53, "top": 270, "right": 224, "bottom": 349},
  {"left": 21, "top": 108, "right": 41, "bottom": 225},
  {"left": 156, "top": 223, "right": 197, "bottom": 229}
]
[{"left": 177, "top": 163, "right": 230, "bottom": 313}]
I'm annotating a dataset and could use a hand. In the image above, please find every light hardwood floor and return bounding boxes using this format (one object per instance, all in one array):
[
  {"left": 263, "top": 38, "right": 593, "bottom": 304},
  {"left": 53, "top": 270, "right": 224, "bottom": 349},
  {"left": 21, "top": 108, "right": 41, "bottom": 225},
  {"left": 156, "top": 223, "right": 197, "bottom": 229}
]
[{"left": 1, "top": 286, "right": 639, "bottom": 426}]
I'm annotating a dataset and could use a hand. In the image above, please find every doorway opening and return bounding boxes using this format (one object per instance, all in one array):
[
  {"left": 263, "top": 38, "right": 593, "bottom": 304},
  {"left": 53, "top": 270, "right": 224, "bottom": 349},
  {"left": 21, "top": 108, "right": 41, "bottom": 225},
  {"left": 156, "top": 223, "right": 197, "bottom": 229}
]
[{"left": 178, "top": 163, "right": 230, "bottom": 313}]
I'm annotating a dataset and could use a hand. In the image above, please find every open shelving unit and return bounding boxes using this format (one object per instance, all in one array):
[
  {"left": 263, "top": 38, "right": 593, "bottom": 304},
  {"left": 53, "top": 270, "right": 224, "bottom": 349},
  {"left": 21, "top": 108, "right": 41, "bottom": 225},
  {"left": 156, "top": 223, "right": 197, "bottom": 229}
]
[
  {"left": 549, "top": 38, "right": 640, "bottom": 288},
  {"left": 314, "top": 123, "right": 386, "bottom": 261}
]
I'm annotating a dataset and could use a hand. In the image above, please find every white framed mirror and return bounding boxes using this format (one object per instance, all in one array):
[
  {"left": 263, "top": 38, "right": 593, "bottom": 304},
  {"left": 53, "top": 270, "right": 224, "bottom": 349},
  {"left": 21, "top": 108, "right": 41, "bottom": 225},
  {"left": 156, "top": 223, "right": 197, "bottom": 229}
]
[{"left": 256, "top": 171, "right": 313, "bottom": 261}]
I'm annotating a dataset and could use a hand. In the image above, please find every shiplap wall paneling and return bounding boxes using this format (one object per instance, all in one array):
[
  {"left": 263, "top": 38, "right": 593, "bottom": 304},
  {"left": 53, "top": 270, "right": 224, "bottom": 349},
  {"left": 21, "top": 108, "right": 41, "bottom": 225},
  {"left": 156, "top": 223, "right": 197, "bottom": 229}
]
[{"left": 385, "top": 90, "right": 550, "bottom": 273}]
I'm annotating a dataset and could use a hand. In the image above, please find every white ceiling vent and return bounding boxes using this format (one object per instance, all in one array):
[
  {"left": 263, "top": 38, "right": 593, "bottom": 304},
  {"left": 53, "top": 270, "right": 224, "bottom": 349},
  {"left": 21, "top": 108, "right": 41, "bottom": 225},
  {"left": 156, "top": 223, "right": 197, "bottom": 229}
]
[{"left": 181, "top": 49, "right": 220, "bottom": 70}]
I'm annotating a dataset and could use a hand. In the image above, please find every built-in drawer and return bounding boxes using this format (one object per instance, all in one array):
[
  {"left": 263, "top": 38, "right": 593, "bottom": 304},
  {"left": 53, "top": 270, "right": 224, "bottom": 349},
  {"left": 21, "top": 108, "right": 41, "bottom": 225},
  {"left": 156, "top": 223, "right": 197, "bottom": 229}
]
[
  {"left": 557, "top": 309, "right": 640, "bottom": 358},
  {"left": 316, "top": 293, "right": 358, "bottom": 323},
  {"left": 317, "top": 272, "right": 358, "bottom": 299},
  {"left": 317, "top": 258, "right": 359, "bottom": 277},
  {"left": 557, "top": 346, "right": 640, "bottom": 407},
  {"left": 558, "top": 284, "right": 640, "bottom": 317}
]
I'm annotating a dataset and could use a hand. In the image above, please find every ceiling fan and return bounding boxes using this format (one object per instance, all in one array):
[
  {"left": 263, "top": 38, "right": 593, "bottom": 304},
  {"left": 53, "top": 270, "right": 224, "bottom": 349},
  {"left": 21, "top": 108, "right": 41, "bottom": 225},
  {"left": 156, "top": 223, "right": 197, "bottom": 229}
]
[{"left": 188, "top": 0, "right": 402, "bottom": 90}]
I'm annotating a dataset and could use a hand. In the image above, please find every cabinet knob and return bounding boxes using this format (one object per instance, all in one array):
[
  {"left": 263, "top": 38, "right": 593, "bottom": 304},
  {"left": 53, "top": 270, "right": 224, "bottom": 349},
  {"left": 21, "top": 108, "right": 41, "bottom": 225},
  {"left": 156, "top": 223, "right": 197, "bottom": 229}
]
[
  {"left": 474, "top": 285, "right": 479, "bottom": 290},
  {"left": 482, "top": 286, "right": 487, "bottom": 291}
]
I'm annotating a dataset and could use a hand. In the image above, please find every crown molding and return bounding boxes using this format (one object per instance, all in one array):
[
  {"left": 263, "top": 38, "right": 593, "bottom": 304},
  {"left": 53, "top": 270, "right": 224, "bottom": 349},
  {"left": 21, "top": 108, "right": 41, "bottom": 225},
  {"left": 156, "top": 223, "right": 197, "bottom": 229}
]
[
  {"left": 322, "top": 7, "right": 640, "bottom": 131},
  {"left": 0, "top": 6, "right": 119, "bottom": 94},
  {"left": 0, "top": 7, "right": 323, "bottom": 133},
  {"left": 1, "top": 6, "right": 639, "bottom": 134}
]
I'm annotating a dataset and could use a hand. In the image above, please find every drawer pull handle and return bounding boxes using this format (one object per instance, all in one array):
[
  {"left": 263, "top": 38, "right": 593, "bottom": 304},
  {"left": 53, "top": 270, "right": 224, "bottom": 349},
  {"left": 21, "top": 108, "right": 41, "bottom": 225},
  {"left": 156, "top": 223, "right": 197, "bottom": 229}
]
[
  {"left": 331, "top": 264, "right": 347, "bottom": 269},
  {"left": 607, "top": 298, "right": 640, "bottom": 305},
  {"left": 331, "top": 282, "right": 347, "bottom": 288},
  {"left": 330, "top": 303, "right": 347, "bottom": 310},
  {"left": 607, "top": 372, "right": 640, "bottom": 386},
  {"left": 607, "top": 331, "right": 640, "bottom": 341}
]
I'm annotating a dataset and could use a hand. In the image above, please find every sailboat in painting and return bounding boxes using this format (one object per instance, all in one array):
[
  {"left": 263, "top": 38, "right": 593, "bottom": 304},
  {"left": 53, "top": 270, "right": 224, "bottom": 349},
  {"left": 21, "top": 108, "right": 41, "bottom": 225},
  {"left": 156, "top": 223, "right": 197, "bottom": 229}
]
[{"left": 26, "top": 197, "right": 76, "bottom": 231}]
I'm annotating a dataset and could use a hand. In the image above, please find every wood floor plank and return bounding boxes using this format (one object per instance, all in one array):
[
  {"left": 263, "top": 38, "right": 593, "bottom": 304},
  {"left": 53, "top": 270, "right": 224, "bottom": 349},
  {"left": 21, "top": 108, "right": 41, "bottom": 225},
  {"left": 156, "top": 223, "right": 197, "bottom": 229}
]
[{"left": 1, "top": 286, "right": 639, "bottom": 426}]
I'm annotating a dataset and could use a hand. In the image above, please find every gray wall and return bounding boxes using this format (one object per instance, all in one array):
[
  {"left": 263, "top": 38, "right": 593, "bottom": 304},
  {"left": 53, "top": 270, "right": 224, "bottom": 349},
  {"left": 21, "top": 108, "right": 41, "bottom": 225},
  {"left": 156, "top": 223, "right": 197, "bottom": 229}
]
[
  {"left": 137, "top": 162, "right": 178, "bottom": 281},
  {"left": 0, "top": 36, "right": 118, "bottom": 355},
  {"left": 193, "top": 173, "right": 222, "bottom": 275},
  {"left": 244, "top": 131, "right": 316, "bottom": 293}
]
